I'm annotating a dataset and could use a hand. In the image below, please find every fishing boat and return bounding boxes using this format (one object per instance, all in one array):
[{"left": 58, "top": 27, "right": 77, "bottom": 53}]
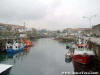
[
  {"left": 72, "top": 38, "right": 95, "bottom": 64},
  {"left": 65, "top": 50, "right": 72, "bottom": 59},
  {"left": 65, "top": 50, "right": 72, "bottom": 63},
  {"left": 77, "top": 38, "right": 88, "bottom": 48},
  {"left": 6, "top": 41, "right": 25, "bottom": 54},
  {"left": 73, "top": 47, "right": 95, "bottom": 64},
  {"left": 0, "top": 64, "right": 13, "bottom": 75},
  {"left": 24, "top": 39, "right": 33, "bottom": 47}
]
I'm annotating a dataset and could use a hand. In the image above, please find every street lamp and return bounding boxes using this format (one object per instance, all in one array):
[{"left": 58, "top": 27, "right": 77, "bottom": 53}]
[{"left": 83, "top": 15, "right": 96, "bottom": 28}]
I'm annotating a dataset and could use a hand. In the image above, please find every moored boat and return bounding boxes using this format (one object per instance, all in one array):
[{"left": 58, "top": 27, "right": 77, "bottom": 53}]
[
  {"left": 65, "top": 50, "right": 72, "bottom": 59},
  {"left": 6, "top": 41, "right": 25, "bottom": 54},
  {"left": 77, "top": 38, "right": 88, "bottom": 48},
  {"left": 65, "top": 50, "right": 72, "bottom": 63},
  {"left": 0, "top": 64, "right": 13, "bottom": 75},
  {"left": 73, "top": 48, "right": 95, "bottom": 64},
  {"left": 24, "top": 39, "right": 33, "bottom": 47},
  {"left": 72, "top": 38, "right": 95, "bottom": 64}
]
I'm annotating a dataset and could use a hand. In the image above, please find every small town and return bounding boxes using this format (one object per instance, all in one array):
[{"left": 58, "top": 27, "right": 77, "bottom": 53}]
[{"left": 0, "top": 0, "right": 100, "bottom": 75}]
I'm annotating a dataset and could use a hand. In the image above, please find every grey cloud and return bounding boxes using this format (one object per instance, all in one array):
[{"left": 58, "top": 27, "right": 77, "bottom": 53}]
[
  {"left": 0, "top": 0, "right": 48, "bottom": 21},
  {"left": 0, "top": 0, "right": 100, "bottom": 30}
]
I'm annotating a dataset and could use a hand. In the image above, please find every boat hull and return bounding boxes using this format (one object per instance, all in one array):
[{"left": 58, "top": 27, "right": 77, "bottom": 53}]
[
  {"left": 73, "top": 55, "right": 94, "bottom": 64},
  {"left": 0, "top": 64, "right": 13, "bottom": 75},
  {"left": 1, "top": 67, "right": 12, "bottom": 75},
  {"left": 24, "top": 39, "right": 33, "bottom": 47},
  {"left": 6, "top": 46, "right": 25, "bottom": 54}
]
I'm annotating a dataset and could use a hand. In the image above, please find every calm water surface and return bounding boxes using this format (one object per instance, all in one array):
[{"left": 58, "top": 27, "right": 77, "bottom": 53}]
[{"left": 0, "top": 38, "right": 74, "bottom": 75}]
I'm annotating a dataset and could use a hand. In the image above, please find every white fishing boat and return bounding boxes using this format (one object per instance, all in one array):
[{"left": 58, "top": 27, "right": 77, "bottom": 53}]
[
  {"left": 73, "top": 47, "right": 95, "bottom": 64},
  {"left": 0, "top": 64, "right": 13, "bottom": 75},
  {"left": 72, "top": 38, "right": 95, "bottom": 64},
  {"left": 6, "top": 40, "right": 25, "bottom": 54}
]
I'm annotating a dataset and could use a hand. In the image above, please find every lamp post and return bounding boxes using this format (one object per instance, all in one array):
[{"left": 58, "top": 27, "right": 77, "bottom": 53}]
[
  {"left": 83, "top": 15, "right": 96, "bottom": 36},
  {"left": 83, "top": 15, "right": 96, "bottom": 28}
]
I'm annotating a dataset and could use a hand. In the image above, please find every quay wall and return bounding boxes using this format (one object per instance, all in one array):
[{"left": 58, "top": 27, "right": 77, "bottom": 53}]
[{"left": 55, "top": 36, "right": 76, "bottom": 42}]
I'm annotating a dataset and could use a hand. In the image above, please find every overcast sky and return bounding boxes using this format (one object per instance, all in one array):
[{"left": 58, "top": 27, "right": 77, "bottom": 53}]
[{"left": 0, "top": 0, "right": 100, "bottom": 30}]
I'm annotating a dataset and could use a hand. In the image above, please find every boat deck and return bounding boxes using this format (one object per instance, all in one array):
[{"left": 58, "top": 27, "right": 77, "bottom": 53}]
[
  {"left": 0, "top": 64, "right": 13, "bottom": 74},
  {"left": 74, "top": 48, "right": 95, "bottom": 55}
]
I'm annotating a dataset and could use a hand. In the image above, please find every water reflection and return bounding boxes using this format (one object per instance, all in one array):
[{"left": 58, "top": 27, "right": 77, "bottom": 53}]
[
  {"left": 0, "top": 47, "right": 31, "bottom": 64},
  {"left": 65, "top": 58, "right": 72, "bottom": 63},
  {"left": 73, "top": 57, "right": 100, "bottom": 74},
  {"left": 0, "top": 53, "right": 7, "bottom": 63}
]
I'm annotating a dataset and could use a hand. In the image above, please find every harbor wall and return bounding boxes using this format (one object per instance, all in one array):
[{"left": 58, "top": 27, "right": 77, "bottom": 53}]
[
  {"left": 55, "top": 36, "right": 76, "bottom": 43},
  {"left": 88, "top": 41, "right": 100, "bottom": 60}
]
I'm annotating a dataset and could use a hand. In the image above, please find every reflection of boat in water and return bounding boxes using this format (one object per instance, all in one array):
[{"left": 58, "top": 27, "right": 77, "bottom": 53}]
[
  {"left": 73, "top": 60, "right": 100, "bottom": 74},
  {"left": 6, "top": 41, "right": 25, "bottom": 54},
  {"left": 0, "top": 53, "right": 6, "bottom": 62},
  {"left": 65, "top": 57, "right": 72, "bottom": 63},
  {"left": 0, "top": 64, "right": 13, "bottom": 75},
  {"left": 24, "top": 46, "right": 31, "bottom": 50}
]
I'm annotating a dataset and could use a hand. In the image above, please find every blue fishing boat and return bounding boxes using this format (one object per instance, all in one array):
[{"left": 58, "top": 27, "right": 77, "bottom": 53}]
[{"left": 6, "top": 41, "right": 25, "bottom": 54}]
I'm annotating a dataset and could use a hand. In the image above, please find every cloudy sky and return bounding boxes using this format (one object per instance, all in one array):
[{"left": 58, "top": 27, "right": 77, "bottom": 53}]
[{"left": 0, "top": 0, "right": 100, "bottom": 30}]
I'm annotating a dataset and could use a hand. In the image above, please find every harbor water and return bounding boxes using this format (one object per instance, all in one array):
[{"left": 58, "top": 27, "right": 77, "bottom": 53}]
[{"left": 0, "top": 38, "right": 100, "bottom": 75}]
